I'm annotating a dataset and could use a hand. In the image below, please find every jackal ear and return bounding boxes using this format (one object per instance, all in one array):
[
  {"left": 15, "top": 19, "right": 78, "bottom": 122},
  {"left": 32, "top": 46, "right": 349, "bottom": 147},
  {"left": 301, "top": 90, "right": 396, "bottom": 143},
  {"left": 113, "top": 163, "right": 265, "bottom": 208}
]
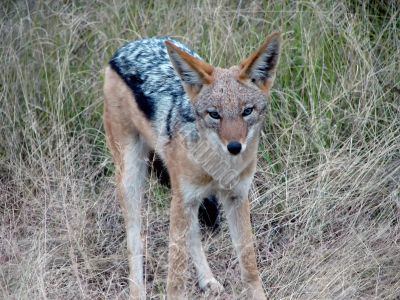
[
  {"left": 239, "top": 32, "right": 281, "bottom": 93},
  {"left": 165, "top": 41, "right": 214, "bottom": 98}
]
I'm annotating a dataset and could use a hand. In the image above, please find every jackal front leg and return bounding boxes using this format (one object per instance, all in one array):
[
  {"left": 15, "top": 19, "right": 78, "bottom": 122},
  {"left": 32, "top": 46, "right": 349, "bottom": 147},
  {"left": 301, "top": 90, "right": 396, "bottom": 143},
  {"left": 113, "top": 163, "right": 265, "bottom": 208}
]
[
  {"left": 186, "top": 197, "right": 224, "bottom": 296},
  {"left": 166, "top": 188, "right": 190, "bottom": 300},
  {"left": 223, "top": 196, "right": 266, "bottom": 300}
]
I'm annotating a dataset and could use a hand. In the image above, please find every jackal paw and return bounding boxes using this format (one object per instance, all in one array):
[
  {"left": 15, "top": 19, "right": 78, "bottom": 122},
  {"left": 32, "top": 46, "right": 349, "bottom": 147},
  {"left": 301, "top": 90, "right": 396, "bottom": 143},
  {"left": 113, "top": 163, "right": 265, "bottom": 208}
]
[{"left": 200, "top": 278, "right": 224, "bottom": 295}]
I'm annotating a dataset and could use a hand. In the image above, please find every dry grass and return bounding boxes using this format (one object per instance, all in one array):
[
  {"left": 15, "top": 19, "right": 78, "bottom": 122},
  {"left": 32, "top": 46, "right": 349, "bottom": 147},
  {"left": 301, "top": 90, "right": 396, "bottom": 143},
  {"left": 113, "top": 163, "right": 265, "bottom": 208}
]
[{"left": 1, "top": 0, "right": 399, "bottom": 299}]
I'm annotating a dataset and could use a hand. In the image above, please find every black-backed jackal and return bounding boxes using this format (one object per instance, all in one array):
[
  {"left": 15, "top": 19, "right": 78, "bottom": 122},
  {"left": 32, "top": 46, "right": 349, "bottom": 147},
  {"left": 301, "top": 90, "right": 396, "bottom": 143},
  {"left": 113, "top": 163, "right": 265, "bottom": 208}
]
[{"left": 103, "top": 32, "right": 281, "bottom": 299}]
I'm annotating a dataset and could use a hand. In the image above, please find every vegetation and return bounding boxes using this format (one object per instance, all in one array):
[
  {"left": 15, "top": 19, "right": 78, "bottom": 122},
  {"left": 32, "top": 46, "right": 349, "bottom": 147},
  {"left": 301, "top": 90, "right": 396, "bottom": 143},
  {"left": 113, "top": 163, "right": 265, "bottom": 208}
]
[{"left": 1, "top": 0, "right": 399, "bottom": 298}]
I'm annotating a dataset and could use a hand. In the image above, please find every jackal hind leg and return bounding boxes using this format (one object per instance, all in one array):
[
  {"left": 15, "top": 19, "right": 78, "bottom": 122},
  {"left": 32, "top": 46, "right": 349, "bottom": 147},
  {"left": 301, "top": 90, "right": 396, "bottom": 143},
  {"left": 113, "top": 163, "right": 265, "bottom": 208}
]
[
  {"left": 122, "top": 137, "right": 149, "bottom": 299},
  {"left": 104, "top": 65, "right": 151, "bottom": 299},
  {"left": 106, "top": 129, "right": 149, "bottom": 299}
]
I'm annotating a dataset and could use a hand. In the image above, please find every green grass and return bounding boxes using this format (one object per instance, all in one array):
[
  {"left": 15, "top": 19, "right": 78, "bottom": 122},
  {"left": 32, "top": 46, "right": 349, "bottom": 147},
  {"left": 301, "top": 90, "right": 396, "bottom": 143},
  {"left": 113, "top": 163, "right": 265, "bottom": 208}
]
[{"left": 1, "top": 0, "right": 399, "bottom": 299}]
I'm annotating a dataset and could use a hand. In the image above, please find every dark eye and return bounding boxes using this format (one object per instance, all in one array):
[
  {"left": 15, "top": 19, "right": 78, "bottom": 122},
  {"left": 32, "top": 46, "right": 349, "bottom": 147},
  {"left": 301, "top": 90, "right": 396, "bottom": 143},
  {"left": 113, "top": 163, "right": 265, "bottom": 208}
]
[
  {"left": 208, "top": 111, "right": 221, "bottom": 119},
  {"left": 242, "top": 107, "right": 253, "bottom": 117}
]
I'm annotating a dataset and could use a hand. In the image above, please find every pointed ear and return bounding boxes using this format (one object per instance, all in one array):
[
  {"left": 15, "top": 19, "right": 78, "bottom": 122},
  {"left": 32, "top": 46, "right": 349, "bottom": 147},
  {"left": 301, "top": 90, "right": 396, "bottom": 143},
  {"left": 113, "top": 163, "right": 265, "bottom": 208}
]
[
  {"left": 165, "top": 41, "right": 214, "bottom": 98},
  {"left": 239, "top": 32, "right": 281, "bottom": 93}
]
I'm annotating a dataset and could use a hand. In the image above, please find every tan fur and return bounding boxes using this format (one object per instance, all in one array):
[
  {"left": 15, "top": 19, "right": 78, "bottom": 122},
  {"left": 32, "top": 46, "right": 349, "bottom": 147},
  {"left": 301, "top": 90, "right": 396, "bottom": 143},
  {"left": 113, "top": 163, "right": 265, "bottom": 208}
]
[
  {"left": 219, "top": 118, "right": 248, "bottom": 145},
  {"left": 240, "top": 159, "right": 257, "bottom": 179},
  {"left": 104, "top": 33, "right": 281, "bottom": 300},
  {"left": 104, "top": 66, "right": 157, "bottom": 148}
]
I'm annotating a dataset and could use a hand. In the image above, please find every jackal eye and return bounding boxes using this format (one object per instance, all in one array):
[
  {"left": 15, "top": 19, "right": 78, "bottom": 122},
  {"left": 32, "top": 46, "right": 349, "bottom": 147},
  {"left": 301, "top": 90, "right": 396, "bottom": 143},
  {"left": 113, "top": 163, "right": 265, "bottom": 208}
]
[
  {"left": 208, "top": 111, "right": 221, "bottom": 119},
  {"left": 242, "top": 107, "right": 254, "bottom": 116}
]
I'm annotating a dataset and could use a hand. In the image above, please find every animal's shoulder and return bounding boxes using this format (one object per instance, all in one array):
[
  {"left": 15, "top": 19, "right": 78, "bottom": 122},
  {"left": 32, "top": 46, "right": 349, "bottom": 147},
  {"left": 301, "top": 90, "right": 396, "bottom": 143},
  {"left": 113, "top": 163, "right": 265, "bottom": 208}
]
[{"left": 107, "top": 37, "right": 200, "bottom": 121}]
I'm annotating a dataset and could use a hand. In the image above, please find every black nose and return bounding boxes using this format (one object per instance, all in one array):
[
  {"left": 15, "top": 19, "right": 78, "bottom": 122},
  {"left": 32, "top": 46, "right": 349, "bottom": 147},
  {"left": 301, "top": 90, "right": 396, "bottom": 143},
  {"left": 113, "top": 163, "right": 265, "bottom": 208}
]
[{"left": 227, "top": 141, "right": 242, "bottom": 155}]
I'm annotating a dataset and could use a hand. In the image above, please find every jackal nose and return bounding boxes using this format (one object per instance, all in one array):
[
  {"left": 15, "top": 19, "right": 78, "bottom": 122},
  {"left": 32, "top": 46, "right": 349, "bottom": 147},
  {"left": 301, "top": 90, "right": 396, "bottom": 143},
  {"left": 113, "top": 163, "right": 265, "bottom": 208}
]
[{"left": 227, "top": 141, "right": 242, "bottom": 155}]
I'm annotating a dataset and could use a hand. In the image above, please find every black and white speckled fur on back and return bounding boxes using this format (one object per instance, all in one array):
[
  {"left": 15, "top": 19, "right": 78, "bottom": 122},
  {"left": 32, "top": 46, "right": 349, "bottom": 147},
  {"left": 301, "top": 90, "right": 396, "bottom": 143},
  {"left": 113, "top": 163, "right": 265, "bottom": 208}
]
[{"left": 109, "top": 38, "right": 198, "bottom": 142}]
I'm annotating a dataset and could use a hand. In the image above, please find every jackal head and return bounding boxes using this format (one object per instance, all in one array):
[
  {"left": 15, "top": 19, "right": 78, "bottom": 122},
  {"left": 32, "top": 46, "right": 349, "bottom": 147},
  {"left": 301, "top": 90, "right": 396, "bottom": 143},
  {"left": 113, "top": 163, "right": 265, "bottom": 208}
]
[{"left": 165, "top": 33, "right": 281, "bottom": 156}]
